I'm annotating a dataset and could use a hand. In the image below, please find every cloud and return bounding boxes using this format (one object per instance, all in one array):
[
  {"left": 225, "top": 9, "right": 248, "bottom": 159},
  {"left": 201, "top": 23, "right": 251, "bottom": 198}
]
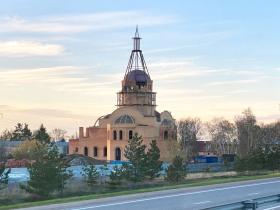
[
  {"left": 257, "top": 114, "right": 280, "bottom": 122},
  {"left": 0, "top": 105, "right": 12, "bottom": 110},
  {"left": 0, "top": 104, "right": 94, "bottom": 119},
  {"left": 0, "top": 41, "right": 64, "bottom": 56},
  {"left": 0, "top": 66, "right": 79, "bottom": 80},
  {"left": 206, "top": 79, "right": 259, "bottom": 86},
  {"left": 0, "top": 66, "right": 87, "bottom": 89},
  {"left": 228, "top": 90, "right": 250, "bottom": 94},
  {"left": 146, "top": 44, "right": 198, "bottom": 54},
  {"left": 0, "top": 11, "right": 176, "bottom": 34},
  {"left": 149, "top": 60, "right": 229, "bottom": 81},
  {"left": 19, "top": 108, "right": 92, "bottom": 119},
  {"left": 0, "top": 65, "right": 122, "bottom": 97}
]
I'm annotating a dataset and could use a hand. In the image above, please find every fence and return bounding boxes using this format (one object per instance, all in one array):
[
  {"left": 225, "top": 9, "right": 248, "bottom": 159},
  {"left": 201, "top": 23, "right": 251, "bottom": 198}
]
[
  {"left": 7, "top": 162, "right": 233, "bottom": 183},
  {"left": 203, "top": 194, "right": 280, "bottom": 210}
]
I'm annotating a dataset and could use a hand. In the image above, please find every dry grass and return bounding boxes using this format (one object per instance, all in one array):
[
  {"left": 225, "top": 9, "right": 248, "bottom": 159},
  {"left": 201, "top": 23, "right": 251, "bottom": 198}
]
[{"left": 1, "top": 171, "right": 280, "bottom": 209}]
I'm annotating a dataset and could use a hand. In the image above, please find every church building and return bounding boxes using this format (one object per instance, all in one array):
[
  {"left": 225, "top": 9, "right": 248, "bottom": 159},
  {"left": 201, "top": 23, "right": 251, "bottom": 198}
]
[{"left": 69, "top": 28, "right": 176, "bottom": 161}]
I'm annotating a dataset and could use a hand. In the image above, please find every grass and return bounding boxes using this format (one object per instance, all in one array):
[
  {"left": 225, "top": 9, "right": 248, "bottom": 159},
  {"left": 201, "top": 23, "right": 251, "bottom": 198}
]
[{"left": 1, "top": 171, "right": 280, "bottom": 210}]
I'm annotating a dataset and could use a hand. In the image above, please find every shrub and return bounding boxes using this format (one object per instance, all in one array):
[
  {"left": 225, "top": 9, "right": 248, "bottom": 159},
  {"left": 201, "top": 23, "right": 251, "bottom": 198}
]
[
  {"left": 165, "top": 155, "right": 187, "bottom": 183},
  {"left": 82, "top": 163, "right": 100, "bottom": 188},
  {"left": 107, "top": 166, "right": 126, "bottom": 190},
  {"left": 0, "top": 163, "right": 10, "bottom": 190}
]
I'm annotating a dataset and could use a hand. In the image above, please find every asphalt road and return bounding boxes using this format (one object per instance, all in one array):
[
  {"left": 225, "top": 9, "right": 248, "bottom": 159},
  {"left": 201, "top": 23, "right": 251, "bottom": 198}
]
[{"left": 20, "top": 178, "right": 280, "bottom": 210}]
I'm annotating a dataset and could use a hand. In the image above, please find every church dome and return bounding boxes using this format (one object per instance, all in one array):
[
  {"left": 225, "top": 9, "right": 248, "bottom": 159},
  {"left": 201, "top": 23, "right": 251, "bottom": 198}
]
[{"left": 125, "top": 70, "right": 151, "bottom": 85}]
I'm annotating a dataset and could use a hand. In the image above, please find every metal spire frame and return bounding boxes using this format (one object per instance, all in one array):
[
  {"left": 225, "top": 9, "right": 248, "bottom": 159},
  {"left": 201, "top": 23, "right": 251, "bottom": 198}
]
[{"left": 124, "top": 26, "right": 150, "bottom": 78}]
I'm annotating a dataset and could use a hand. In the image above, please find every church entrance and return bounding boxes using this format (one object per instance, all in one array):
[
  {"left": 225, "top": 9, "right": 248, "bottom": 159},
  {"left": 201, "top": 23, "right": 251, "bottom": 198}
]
[{"left": 115, "top": 147, "right": 121, "bottom": 161}]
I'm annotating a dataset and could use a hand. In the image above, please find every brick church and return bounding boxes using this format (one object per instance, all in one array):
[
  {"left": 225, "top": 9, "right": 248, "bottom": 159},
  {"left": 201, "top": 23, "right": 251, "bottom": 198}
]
[{"left": 69, "top": 28, "right": 176, "bottom": 161}]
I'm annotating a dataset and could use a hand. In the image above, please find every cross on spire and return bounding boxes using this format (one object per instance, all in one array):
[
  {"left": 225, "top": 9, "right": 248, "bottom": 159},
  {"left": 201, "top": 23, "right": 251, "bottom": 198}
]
[
  {"left": 133, "top": 25, "right": 141, "bottom": 51},
  {"left": 135, "top": 25, "right": 139, "bottom": 37}
]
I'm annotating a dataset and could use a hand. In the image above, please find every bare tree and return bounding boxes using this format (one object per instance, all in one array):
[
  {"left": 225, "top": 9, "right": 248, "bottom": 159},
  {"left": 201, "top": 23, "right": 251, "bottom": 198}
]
[
  {"left": 0, "top": 129, "right": 13, "bottom": 141},
  {"left": 258, "top": 121, "right": 280, "bottom": 147},
  {"left": 207, "top": 118, "right": 237, "bottom": 155},
  {"left": 51, "top": 128, "right": 67, "bottom": 141},
  {"left": 177, "top": 118, "right": 202, "bottom": 160},
  {"left": 235, "top": 108, "right": 259, "bottom": 157}
]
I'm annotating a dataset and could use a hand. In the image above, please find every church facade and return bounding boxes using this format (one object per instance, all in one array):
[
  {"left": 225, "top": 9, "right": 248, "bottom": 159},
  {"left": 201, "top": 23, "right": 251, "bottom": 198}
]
[{"left": 69, "top": 28, "right": 176, "bottom": 161}]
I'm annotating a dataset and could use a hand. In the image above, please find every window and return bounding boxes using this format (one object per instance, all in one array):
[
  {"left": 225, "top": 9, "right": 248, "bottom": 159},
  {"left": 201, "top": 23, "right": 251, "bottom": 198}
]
[
  {"left": 115, "top": 115, "right": 135, "bottom": 124},
  {"left": 129, "top": 130, "right": 133, "bottom": 140},
  {"left": 115, "top": 147, "right": 121, "bottom": 161},
  {"left": 161, "top": 119, "right": 172, "bottom": 126},
  {"left": 93, "top": 147, "right": 98, "bottom": 157},
  {"left": 119, "top": 130, "right": 123, "bottom": 140},
  {"left": 164, "top": 130, "right": 168, "bottom": 140},
  {"left": 75, "top": 147, "right": 78, "bottom": 153},
  {"left": 103, "top": 147, "right": 107, "bottom": 157},
  {"left": 84, "top": 147, "right": 88, "bottom": 156},
  {"left": 113, "top": 130, "right": 117, "bottom": 140}
]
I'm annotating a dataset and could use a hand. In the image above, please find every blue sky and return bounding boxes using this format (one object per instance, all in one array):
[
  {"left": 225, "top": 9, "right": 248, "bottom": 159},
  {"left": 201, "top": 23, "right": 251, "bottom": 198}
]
[{"left": 0, "top": 0, "right": 279, "bottom": 135}]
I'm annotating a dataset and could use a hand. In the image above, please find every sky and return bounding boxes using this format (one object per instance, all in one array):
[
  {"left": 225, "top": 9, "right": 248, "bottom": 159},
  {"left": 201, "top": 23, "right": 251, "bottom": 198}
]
[{"left": 0, "top": 0, "right": 279, "bottom": 136}]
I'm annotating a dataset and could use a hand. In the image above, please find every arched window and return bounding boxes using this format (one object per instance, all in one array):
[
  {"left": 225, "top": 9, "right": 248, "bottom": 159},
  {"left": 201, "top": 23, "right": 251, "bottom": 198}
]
[
  {"left": 84, "top": 147, "right": 88, "bottom": 156},
  {"left": 164, "top": 130, "right": 168, "bottom": 140},
  {"left": 115, "top": 147, "right": 121, "bottom": 161},
  {"left": 161, "top": 119, "right": 172, "bottom": 126},
  {"left": 113, "top": 130, "right": 117, "bottom": 140},
  {"left": 93, "top": 147, "right": 98, "bottom": 157},
  {"left": 115, "top": 115, "right": 135, "bottom": 124},
  {"left": 129, "top": 130, "right": 133, "bottom": 140},
  {"left": 103, "top": 147, "right": 107, "bottom": 157},
  {"left": 119, "top": 130, "right": 123, "bottom": 140},
  {"left": 75, "top": 147, "right": 78, "bottom": 153}
]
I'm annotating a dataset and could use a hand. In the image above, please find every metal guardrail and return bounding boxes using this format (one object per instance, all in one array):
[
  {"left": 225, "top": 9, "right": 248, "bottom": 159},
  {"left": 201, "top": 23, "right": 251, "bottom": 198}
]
[{"left": 202, "top": 194, "right": 280, "bottom": 210}]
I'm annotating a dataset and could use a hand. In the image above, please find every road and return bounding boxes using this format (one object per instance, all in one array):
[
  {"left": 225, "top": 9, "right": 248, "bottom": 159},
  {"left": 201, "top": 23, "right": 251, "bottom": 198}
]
[{"left": 20, "top": 178, "right": 280, "bottom": 210}]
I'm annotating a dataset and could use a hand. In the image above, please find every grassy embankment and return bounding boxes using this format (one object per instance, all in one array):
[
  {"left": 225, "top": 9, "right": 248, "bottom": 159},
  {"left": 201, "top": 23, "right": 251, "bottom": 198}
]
[{"left": 0, "top": 171, "right": 279, "bottom": 210}]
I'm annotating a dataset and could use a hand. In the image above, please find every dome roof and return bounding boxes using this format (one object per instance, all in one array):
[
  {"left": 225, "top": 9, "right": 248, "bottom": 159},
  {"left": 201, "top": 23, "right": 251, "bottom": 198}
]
[{"left": 125, "top": 70, "right": 151, "bottom": 84}]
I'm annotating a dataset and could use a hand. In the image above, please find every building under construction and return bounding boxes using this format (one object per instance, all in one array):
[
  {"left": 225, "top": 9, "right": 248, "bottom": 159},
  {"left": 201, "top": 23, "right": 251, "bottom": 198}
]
[{"left": 69, "top": 28, "right": 176, "bottom": 161}]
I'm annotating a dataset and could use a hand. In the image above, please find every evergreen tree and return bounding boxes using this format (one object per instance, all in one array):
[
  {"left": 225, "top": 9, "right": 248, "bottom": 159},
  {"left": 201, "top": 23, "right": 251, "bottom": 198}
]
[
  {"left": 165, "top": 155, "right": 187, "bottom": 183},
  {"left": 82, "top": 163, "right": 99, "bottom": 188},
  {"left": 23, "top": 123, "right": 32, "bottom": 140},
  {"left": 33, "top": 124, "right": 50, "bottom": 144},
  {"left": 0, "top": 163, "right": 10, "bottom": 190},
  {"left": 124, "top": 134, "right": 147, "bottom": 182},
  {"left": 11, "top": 123, "right": 32, "bottom": 141},
  {"left": 21, "top": 144, "right": 72, "bottom": 197},
  {"left": 145, "top": 140, "right": 162, "bottom": 179}
]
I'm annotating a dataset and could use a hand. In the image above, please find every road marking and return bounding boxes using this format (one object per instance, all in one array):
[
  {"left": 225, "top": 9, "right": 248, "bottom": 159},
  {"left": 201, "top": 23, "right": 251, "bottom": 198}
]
[
  {"left": 70, "top": 180, "right": 280, "bottom": 210},
  {"left": 194, "top": 201, "right": 211, "bottom": 205},
  {"left": 263, "top": 205, "right": 280, "bottom": 210},
  {"left": 248, "top": 192, "right": 259, "bottom": 196}
]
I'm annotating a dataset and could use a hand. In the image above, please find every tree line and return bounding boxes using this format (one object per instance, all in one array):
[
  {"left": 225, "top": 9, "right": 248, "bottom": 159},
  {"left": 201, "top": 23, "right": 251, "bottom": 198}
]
[
  {"left": 1, "top": 108, "right": 279, "bottom": 161},
  {"left": 0, "top": 134, "right": 186, "bottom": 199},
  {"left": 0, "top": 123, "right": 67, "bottom": 142},
  {"left": 177, "top": 108, "right": 280, "bottom": 159},
  {"left": 177, "top": 108, "right": 280, "bottom": 171}
]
